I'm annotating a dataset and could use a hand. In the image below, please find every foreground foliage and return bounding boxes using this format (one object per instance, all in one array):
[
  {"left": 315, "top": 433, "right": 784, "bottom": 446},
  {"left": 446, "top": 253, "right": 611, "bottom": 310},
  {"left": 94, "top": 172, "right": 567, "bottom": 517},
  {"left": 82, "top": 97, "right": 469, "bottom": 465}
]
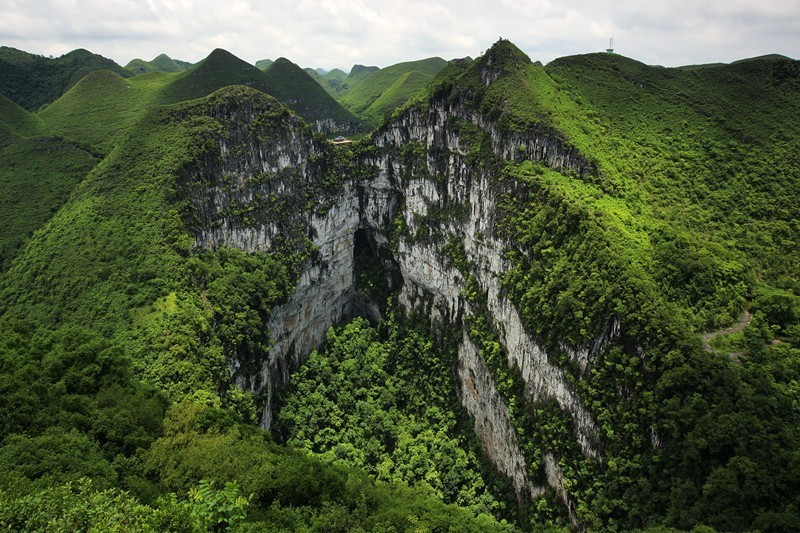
[{"left": 276, "top": 316, "right": 508, "bottom": 517}]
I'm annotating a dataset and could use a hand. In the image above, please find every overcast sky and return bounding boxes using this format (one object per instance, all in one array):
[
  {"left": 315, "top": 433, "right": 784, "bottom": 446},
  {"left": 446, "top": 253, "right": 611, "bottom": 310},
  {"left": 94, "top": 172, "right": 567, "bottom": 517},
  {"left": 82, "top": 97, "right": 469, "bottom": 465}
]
[{"left": 1, "top": 0, "right": 798, "bottom": 71}]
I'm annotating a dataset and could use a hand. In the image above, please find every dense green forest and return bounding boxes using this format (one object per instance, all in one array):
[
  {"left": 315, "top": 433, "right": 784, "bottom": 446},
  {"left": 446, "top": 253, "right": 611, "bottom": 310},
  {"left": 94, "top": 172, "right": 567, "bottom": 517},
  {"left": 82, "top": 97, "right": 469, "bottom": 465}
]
[{"left": 1, "top": 39, "right": 799, "bottom": 531}]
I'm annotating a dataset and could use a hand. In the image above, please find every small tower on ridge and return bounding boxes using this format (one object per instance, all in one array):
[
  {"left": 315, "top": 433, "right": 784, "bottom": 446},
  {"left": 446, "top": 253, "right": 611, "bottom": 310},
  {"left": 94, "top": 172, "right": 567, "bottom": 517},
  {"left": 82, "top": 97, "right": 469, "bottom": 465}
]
[{"left": 606, "top": 37, "right": 614, "bottom": 54}]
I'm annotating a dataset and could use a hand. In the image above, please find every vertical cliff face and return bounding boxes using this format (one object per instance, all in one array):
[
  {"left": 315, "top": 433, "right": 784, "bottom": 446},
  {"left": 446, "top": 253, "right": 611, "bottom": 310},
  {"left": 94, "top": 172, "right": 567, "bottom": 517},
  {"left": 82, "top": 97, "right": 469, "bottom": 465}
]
[
  {"left": 182, "top": 58, "right": 621, "bottom": 511},
  {"left": 363, "top": 94, "right": 612, "bottom": 505},
  {"left": 180, "top": 94, "right": 362, "bottom": 428}
]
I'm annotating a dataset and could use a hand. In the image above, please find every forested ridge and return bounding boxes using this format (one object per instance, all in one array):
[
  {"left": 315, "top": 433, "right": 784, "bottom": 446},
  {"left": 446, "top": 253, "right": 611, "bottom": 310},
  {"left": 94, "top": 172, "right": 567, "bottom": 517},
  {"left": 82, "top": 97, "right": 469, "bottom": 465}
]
[{"left": 0, "top": 39, "right": 798, "bottom": 531}]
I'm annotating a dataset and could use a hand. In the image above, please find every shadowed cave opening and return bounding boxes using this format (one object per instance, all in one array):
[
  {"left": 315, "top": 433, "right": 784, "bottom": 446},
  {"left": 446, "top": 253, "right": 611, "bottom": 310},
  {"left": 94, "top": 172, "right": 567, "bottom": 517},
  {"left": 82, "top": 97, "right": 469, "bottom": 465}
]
[{"left": 351, "top": 227, "right": 399, "bottom": 323}]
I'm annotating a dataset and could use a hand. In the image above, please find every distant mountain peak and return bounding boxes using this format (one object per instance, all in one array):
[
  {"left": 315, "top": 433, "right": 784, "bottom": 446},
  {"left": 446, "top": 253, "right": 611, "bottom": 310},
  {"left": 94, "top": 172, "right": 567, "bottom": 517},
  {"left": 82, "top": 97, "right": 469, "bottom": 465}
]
[
  {"left": 350, "top": 64, "right": 379, "bottom": 77},
  {"left": 476, "top": 39, "right": 532, "bottom": 84},
  {"left": 255, "top": 58, "right": 273, "bottom": 71}
]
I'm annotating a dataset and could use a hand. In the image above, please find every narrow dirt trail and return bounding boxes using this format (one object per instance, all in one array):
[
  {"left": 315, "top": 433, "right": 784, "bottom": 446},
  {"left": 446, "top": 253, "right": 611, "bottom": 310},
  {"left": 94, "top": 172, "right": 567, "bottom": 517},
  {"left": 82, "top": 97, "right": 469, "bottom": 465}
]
[{"left": 702, "top": 308, "right": 751, "bottom": 352}]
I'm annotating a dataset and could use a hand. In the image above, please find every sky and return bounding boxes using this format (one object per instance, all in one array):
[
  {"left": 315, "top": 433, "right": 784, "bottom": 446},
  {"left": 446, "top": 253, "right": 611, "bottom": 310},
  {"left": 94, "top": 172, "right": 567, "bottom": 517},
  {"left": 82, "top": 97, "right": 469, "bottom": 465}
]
[{"left": 1, "top": 0, "right": 799, "bottom": 71}]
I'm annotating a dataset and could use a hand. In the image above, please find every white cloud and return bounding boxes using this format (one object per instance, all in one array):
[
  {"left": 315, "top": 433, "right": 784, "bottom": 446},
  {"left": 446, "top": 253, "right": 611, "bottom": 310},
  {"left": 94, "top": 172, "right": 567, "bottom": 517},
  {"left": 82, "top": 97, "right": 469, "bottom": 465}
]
[{"left": 0, "top": 0, "right": 797, "bottom": 69}]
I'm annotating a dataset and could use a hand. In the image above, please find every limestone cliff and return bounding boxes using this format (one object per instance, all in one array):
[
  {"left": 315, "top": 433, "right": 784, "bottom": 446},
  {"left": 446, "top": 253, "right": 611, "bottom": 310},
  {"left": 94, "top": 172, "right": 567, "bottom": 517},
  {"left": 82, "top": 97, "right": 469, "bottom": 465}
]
[{"left": 182, "top": 50, "right": 623, "bottom": 511}]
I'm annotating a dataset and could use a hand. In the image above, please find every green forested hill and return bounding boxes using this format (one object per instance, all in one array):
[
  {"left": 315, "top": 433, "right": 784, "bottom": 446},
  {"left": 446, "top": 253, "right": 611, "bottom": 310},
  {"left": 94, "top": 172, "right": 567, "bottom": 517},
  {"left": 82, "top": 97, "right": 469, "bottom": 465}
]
[
  {"left": 1, "top": 39, "right": 799, "bottom": 531},
  {"left": 303, "top": 67, "right": 340, "bottom": 98},
  {"left": 541, "top": 51, "right": 800, "bottom": 325},
  {"left": 340, "top": 57, "right": 448, "bottom": 125},
  {"left": 125, "top": 53, "right": 193, "bottom": 75},
  {"left": 262, "top": 57, "right": 364, "bottom": 131},
  {"left": 38, "top": 69, "right": 165, "bottom": 156},
  {"left": 407, "top": 40, "right": 800, "bottom": 529},
  {"left": 158, "top": 48, "right": 270, "bottom": 104},
  {"left": 255, "top": 58, "right": 273, "bottom": 71},
  {"left": 0, "top": 135, "right": 98, "bottom": 271},
  {"left": 0, "top": 46, "right": 131, "bottom": 111},
  {"left": 0, "top": 93, "right": 47, "bottom": 138},
  {"left": 37, "top": 48, "right": 364, "bottom": 157},
  {"left": 322, "top": 64, "right": 379, "bottom": 97},
  {"left": 0, "top": 93, "right": 98, "bottom": 270},
  {"left": 164, "top": 50, "right": 363, "bottom": 133}
]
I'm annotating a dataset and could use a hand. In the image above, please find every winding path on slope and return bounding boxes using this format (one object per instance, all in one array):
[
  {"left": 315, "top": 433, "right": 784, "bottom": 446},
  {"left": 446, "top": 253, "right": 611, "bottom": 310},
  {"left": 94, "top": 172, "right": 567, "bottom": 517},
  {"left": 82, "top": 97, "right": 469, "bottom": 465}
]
[{"left": 702, "top": 308, "right": 751, "bottom": 353}]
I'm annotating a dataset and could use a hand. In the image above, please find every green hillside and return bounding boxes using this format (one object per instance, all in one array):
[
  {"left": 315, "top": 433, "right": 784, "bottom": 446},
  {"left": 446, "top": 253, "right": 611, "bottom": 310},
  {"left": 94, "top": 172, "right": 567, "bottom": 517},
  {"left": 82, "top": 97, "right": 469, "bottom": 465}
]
[
  {"left": 542, "top": 51, "right": 800, "bottom": 303},
  {"left": 323, "top": 67, "right": 348, "bottom": 84},
  {"left": 303, "top": 66, "right": 339, "bottom": 97},
  {"left": 38, "top": 70, "right": 171, "bottom": 155},
  {"left": 0, "top": 46, "right": 131, "bottom": 110},
  {"left": 408, "top": 39, "right": 800, "bottom": 529},
  {"left": 322, "top": 65, "right": 378, "bottom": 96},
  {"left": 340, "top": 57, "right": 448, "bottom": 125},
  {"left": 158, "top": 48, "right": 268, "bottom": 104},
  {"left": 360, "top": 69, "right": 436, "bottom": 125},
  {"left": 40, "top": 49, "right": 364, "bottom": 156},
  {"left": 262, "top": 57, "right": 364, "bottom": 132},
  {"left": 255, "top": 58, "right": 273, "bottom": 70},
  {"left": 0, "top": 93, "right": 98, "bottom": 270},
  {"left": 0, "top": 93, "right": 47, "bottom": 138},
  {"left": 348, "top": 64, "right": 380, "bottom": 82},
  {"left": 0, "top": 132, "right": 97, "bottom": 270},
  {"left": 164, "top": 50, "right": 362, "bottom": 133},
  {"left": 125, "top": 53, "right": 193, "bottom": 74}
]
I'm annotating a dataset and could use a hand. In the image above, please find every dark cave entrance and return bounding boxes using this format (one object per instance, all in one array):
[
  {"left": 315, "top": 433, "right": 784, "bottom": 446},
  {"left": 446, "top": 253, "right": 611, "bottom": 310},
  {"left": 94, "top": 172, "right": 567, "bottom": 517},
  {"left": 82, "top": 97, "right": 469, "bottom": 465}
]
[{"left": 351, "top": 227, "right": 400, "bottom": 321}]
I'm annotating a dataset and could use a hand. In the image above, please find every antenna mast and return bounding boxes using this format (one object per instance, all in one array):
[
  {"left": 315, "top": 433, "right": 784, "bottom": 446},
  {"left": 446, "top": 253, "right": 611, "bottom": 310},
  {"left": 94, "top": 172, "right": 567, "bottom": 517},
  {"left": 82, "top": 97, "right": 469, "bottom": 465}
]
[{"left": 606, "top": 37, "right": 614, "bottom": 54}]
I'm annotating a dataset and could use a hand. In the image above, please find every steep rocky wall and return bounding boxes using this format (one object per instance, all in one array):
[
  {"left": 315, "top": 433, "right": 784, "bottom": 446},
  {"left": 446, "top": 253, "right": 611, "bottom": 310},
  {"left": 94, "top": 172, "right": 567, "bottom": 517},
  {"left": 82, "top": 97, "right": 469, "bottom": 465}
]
[
  {"left": 365, "top": 97, "right": 614, "bottom": 502},
  {"left": 242, "top": 189, "right": 360, "bottom": 429},
  {"left": 372, "top": 101, "right": 605, "bottom": 438},
  {"left": 182, "top": 100, "right": 361, "bottom": 428},
  {"left": 457, "top": 332, "right": 546, "bottom": 501},
  {"left": 184, "top": 88, "right": 616, "bottom": 507}
]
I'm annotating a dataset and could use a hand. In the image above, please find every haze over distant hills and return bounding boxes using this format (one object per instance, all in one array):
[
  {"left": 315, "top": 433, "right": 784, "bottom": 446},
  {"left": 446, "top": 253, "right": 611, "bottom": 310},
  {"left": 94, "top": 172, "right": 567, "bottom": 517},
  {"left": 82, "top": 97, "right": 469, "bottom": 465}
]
[{"left": 125, "top": 54, "right": 194, "bottom": 74}]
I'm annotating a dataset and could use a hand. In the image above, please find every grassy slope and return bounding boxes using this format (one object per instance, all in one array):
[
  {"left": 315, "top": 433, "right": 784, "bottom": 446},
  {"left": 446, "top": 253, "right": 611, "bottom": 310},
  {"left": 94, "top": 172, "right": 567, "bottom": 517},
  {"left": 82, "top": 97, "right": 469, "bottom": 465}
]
[
  {"left": 0, "top": 135, "right": 98, "bottom": 271},
  {"left": 255, "top": 58, "right": 273, "bottom": 70},
  {"left": 323, "top": 67, "right": 347, "bottom": 83},
  {"left": 157, "top": 48, "right": 269, "bottom": 104},
  {"left": 0, "top": 46, "right": 130, "bottom": 111},
  {"left": 348, "top": 64, "right": 380, "bottom": 83},
  {"left": 360, "top": 70, "right": 437, "bottom": 125},
  {"left": 164, "top": 50, "right": 362, "bottom": 132},
  {"left": 38, "top": 49, "right": 364, "bottom": 157},
  {"left": 0, "top": 93, "right": 48, "bottom": 138},
  {"left": 323, "top": 65, "right": 378, "bottom": 97},
  {"left": 303, "top": 67, "right": 339, "bottom": 98},
  {"left": 0, "top": 93, "right": 98, "bottom": 270},
  {"left": 125, "top": 54, "right": 193, "bottom": 75},
  {"left": 341, "top": 57, "right": 448, "bottom": 124},
  {"left": 543, "top": 52, "right": 800, "bottom": 312},
  {"left": 262, "top": 57, "right": 363, "bottom": 129},
  {"left": 38, "top": 70, "right": 173, "bottom": 156},
  {"left": 40, "top": 47, "right": 275, "bottom": 155}
]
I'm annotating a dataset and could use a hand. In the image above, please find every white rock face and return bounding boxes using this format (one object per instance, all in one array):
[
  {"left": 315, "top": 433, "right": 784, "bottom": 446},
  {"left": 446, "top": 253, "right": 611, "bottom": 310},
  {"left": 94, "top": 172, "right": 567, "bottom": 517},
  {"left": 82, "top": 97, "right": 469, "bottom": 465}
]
[
  {"left": 189, "top": 91, "right": 619, "bottom": 504},
  {"left": 234, "top": 184, "right": 361, "bottom": 429},
  {"left": 458, "top": 332, "right": 545, "bottom": 500},
  {"left": 373, "top": 101, "right": 604, "bottom": 458}
]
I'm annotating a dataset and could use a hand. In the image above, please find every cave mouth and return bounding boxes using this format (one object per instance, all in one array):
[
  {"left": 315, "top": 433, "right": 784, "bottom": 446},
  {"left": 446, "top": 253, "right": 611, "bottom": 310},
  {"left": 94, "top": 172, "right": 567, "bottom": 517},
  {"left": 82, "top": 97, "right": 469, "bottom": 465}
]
[
  {"left": 354, "top": 227, "right": 374, "bottom": 258},
  {"left": 351, "top": 228, "right": 400, "bottom": 322}
]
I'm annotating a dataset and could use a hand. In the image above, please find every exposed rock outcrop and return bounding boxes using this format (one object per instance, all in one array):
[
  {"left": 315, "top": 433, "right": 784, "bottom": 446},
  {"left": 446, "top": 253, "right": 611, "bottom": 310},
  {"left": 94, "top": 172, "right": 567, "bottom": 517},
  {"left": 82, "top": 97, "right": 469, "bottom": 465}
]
[{"left": 183, "top": 67, "right": 617, "bottom": 507}]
